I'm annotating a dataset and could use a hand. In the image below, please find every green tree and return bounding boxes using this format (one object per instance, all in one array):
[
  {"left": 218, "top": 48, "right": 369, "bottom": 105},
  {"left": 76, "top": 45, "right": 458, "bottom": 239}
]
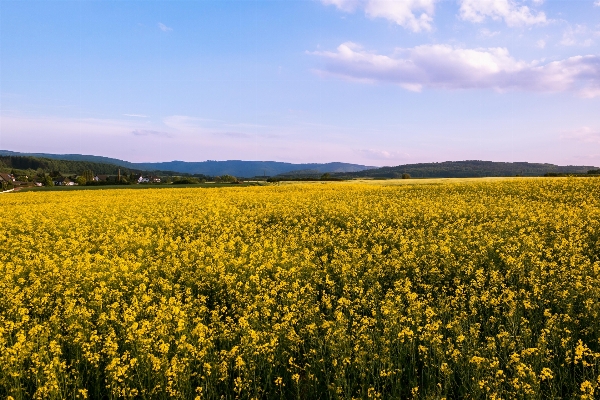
[
  {"left": 82, "top": 170, "right": 95, "bottom": 182},
  {"left": 43, "top": 175, "right": 54, "bottom": 187},
  {"left": 220, "top": 175, "right": 237, "bottom": 183},
  {"left": 402, "top": 173, "right": 411, "bottom": 179},
  {"left": 76, "top": 176, "right": 87, "bottom": 186},
  {"left": 321, "top": 173, "right": 331, "bottom": 180},
  {"left": 173, "top": 177, "right": 200, "bottom": 184}
]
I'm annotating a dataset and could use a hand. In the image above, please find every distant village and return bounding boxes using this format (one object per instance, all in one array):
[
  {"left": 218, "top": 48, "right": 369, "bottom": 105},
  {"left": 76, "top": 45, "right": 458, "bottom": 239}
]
[
  {"left": 0, "top": 169, "right": 246, "bottom": 192},
  {"left": 0, "top": 171, "right": 164, "bottom": 190}
]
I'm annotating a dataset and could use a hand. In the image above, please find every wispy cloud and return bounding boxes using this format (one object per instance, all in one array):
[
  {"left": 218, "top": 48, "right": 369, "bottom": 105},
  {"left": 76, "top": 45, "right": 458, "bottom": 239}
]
[
  {"left": 158, "top": 22, "right": 172, "bottom": 32},
  {"left": 131, "top": 129, "right": 171, "bottom": 138},
  {"left": 595, "top": 1, "right": 600, "bottom": 6},
  {"left": 561, "top": 126, "right": 600, "bottom": 143},
  {"left": 559, "top": 24, "right": 599, "bottom": 47},
  {"left": 312, "top": 42, "right": 600, "bottom": 97},
  {"left": 0, "top": 114, "right": 304, "bottom": 163},
  {"left": 321, "top": 0, "right": 437, "bottom": 32},
  {"left": 459, "top": 0, "right": 547, "bottom": 27},
  {"left": 162, "top": 115, "right": 282, "bottom": 139},
  {"left": 123, "top": 114, "right": 148, "bottom": 118},
  {"left": 0, "top": 114, "right": 146, "bottom": 158},
  {"left": 162, "top": 115, "right": 206, "bottom": 133},
  {"left": 356, "top": 148, "right": 410, "bottom": 161},
  {"left": 479, "top": 28, "right": 500, "bottom": 38},
  {"left": 215, "top": 132, "right": 252, "bottom": 139}
]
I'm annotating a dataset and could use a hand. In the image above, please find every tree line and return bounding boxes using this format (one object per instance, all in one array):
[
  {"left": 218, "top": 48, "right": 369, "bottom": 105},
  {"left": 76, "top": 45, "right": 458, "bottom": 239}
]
[{"left": 335, "top": 160, "right": 597, "bottom": 179}]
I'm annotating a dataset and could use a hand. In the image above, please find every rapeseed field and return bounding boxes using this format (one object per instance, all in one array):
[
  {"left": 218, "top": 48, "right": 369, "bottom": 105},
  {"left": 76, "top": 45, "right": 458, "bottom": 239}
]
[{"left": 1, "top": 178, "right": 599, "bottom": 399}]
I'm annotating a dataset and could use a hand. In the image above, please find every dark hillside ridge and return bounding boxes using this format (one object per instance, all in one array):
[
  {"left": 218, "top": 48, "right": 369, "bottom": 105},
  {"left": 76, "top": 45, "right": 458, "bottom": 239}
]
[
  {"left": 0, "top": 155, "right": 139, "bottom": 175},
  {"left": 337, "top": 160, "right": 599, "bottom": 179},
  {"left": 0, "top": 150, "right": 137, "bottom": 168},
  {"left": 0, "top": 150, "right": 375, "bottom": 177}
]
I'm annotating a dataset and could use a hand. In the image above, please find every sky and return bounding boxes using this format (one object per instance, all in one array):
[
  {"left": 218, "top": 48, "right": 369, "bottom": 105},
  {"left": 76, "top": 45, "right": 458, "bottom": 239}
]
[{"left": 1, "top": 0, "right": 600, "bottom": 166}]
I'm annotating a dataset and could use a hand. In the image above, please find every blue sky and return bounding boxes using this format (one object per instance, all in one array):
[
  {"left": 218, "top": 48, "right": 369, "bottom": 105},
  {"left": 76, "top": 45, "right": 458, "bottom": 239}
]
[{"left": 1, "top": 0, "right": 599, "bottom": 166}]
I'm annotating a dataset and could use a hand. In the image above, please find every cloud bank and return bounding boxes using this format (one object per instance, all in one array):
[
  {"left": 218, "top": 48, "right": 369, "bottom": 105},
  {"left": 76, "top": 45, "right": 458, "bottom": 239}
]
[
  {"left": 321, "top": 0, "right": 437, "bottom": 32},
  {"left": 312, "top": 42, "right": 600, "bottom": 97}
]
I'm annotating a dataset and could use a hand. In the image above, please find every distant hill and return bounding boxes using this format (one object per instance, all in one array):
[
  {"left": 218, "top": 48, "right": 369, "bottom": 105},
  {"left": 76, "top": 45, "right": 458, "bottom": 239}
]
[
  {"left": 140, "top": 160, "right": 374, "bottom": 177},
  {"left": 3, "top": 151, "right": 595, "bottom": 179},
  {"left": 0, "top": 150, "right": 375, "bottom": 177},
  {"left": 0, "top": 155, "right": 140, "bottom": 176},
  {"left": 0, "top": 150, "right": 137, "bottom": 168},
  {"left": 337, "top": 160, "right": 599, "bottom": 179}
]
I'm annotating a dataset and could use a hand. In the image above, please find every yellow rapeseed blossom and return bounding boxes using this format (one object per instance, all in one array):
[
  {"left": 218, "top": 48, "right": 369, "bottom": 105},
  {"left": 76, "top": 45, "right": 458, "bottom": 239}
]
[{"left": 0, "top": 178, "right": 600, "bottom": 398}]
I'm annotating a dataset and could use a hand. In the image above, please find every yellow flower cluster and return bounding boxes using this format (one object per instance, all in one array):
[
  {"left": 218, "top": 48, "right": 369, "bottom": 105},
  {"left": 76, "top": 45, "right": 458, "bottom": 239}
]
[{"left": 1, "top": 179, "right": 600, "bottom": 399}]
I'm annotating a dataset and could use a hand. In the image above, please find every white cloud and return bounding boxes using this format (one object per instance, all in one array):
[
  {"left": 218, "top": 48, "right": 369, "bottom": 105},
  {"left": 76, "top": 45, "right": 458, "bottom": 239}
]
[
  {"left": 560, "top": 24, "right": 598, "bottom": 47},
  {"left": 162, "top": 115, "right": 209, "bottom": 133},
  {"left": 579, "top": 87, "right": 600, "bottom": 98},
  {"left": 536, "top": 39, "right": 546, "bottom": 48},
  {"left": 312, "top": 42, "right": 600, "bottom": 96},
  {"left": 132, "top": 129, "right": 171, "bottom": 137},
  {"left": 561, "top": 126, "right": 600, "bottom": 143},
  {"left": 322, "top": 0, "right": 552, "bottom": 30},
  {"left": 321, "top": 0, "right": 360, "bottom": 12},
  {"left": 356, "top": 148, "right": 410, "bottom": 161},
  {"left": 321, "top": 0, "right": 437, "bottom": 32},
  {"left": 459, "top": 0, "right": 547, "bottom": 27},
  {"left": 123, "top": 114, "right": 148, "bottom": 118},
  {"left": 595, "top": 1, "right": 600, "bottom": 6},
  {"left": 158, "top": 22, "right": 172, "bottom": 32},
  {"left": 480, "top": 28, "right": 500, "bottom": 37}
]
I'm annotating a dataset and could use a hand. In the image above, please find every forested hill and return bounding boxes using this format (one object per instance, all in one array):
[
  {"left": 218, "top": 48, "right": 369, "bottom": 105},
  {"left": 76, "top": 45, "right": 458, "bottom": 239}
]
[
  {"left": 2, "top": 151, "right": 597, "bottom": 179},
  {"left": 337, "top": 160, "right": 599, "bottom": 179},
  {"left": 0, "top": 150, "right": 138, "bottom": 169},
  {"left": 136, "top": 160, "right": 373, "bottom": 177},
  {"left": 0, "top": 155, "right": 138, "bottom": 175},
  {"left": 0, "top": 150, "right": 374, "bottom": 177}
]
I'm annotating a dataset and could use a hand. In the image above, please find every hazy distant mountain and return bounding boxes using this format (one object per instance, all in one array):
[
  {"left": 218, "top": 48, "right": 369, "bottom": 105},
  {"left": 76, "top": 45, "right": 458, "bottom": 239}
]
[
  {"left": 5, "top": 151, "right": 594, "bottom": 179},
  {"left": 138, "top": 160, "right": 374, "bottom": 177},
  {"left": 337, "top": 160, "right": 599, "bottom": 178},
  {"left": 0, "top": 150, "right": 375, "bottom": 177}
]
